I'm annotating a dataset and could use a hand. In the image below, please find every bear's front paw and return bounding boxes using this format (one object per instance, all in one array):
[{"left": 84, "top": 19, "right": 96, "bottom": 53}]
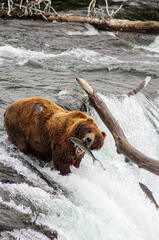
[
  {"left": 60, "top": 168, "right": 71, "bottom": 176},
  {"left": 58, "top": 163, "right": 71, "bottom": 176}
]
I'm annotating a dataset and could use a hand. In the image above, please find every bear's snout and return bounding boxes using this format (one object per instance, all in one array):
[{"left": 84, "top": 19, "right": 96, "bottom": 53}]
[
  {"left": 85, "top": 137, "right": 92, "bottom": 144},
  {"left": 82, "top": 132, "right": 95, "bottom": 148}
]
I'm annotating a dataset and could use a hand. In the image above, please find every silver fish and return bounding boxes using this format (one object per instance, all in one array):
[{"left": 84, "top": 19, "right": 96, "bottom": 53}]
[
  {"left": 139, "top": 182, "right": 159, "bottom": 210},
  {"left": 70, "top": 136, "right": 105, "bottom": 170}
]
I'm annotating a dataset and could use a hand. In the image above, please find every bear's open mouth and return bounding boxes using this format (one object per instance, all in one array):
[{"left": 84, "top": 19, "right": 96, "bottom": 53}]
[{"left": 75, "top": 145, "right": 84, "bottom": 156}]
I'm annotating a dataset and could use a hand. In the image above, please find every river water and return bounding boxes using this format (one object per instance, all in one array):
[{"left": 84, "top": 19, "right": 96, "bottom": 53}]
[{"left": 0, "top": 6, "right": 159, "bottom": 240}]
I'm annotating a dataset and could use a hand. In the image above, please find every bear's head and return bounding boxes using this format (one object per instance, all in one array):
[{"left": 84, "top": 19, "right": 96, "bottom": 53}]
[{"left": 74, "top": 117, "right": 106, "bottom": 154}]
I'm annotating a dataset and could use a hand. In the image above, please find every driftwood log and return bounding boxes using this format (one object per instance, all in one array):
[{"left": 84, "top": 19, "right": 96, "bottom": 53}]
[
  {"left": 48, "top": 15, "right": 159, "bottom": 34},
  {"left": 1, "top": 7, "right": 159, "bottom": 34},
  {"left": 76, "top": 77, "right": 159, "bottom": 177}
]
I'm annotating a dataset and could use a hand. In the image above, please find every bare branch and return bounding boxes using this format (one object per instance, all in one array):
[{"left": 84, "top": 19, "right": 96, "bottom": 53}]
[
  {"left": 19, "top": 0, "right": 23, "bottom": 10},
  {"left": 3, "top": 0, "right": 56, "bottom": 17},
  {"left": 87, "top": 0, "right": 96, "bottom": 18},
  {"left": 127, "top": 76, "right": 151, "bottom": 96},
  {"left": 76, "top": 77, "right": 93, "bottom": 95},
  {"left": 104, "top": 0, "right": 123, "bottom": 18},
  {"left": 105, "top": 0, "right": 110, "bottom": 18},
  {"left": 113, "top": 4, "right": 123, "bottom": 17}
]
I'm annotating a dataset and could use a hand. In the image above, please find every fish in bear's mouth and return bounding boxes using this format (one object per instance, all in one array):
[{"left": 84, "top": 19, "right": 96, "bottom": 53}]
[{"left": 70, "top": 136, "right": 94, "bottom": 156}]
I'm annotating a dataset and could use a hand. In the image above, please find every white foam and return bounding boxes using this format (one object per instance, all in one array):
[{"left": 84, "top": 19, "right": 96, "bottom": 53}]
[
  {"left": 60, "top": 47, "right": 119, "bottom": 65},
  {"left": 0, "top": 44, "right": 119, "bottom": 67},
  {"left": 0, "top": 45, "right": 55, "bottom": 66},
  {"left": 0, "top": 195, "right": 31, "bottom": 214},
  {"left": 134, "top": 35, "right": 159, "bottom": 55}
]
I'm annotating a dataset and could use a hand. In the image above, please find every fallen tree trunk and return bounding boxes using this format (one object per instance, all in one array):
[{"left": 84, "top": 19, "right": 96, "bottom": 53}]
[
  {"left": 76, "top": 77, "right": 159, "bottom": 177},
  {"left": 1, "top": 7, "right": 159, "bottom": 34},
  {"left": 48, "top": 15, "right": 159, "bottom": 34}
]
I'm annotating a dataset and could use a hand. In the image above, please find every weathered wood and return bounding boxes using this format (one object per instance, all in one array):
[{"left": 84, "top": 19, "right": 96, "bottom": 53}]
[
  {"left": 127, "top": 76, "right": 151, "bottom": 97},
  {"left": 48, "top": 15, "right": 159, "bottom": 34},
  {"left": 76, "top": 77, "right": 159, "bottom": 177},
  {"left": 1, "top": 8, "right": 159, "bottom": 34}
]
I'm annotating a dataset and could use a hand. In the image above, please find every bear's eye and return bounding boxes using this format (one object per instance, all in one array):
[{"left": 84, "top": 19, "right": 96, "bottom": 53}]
[{"left": 87, "top": 130, "right": 92, "bottom": 133}]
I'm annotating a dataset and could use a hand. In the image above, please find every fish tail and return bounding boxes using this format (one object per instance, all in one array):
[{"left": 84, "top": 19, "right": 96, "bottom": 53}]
[
  {"left": 95, "top": 158, "right": 106, "bottom": 171},
  {"left": 94, "top": 158, "right": 99, "bottom": 162},
  {"left": 92, "top": 158, "right": 98, "bottom": 164}
]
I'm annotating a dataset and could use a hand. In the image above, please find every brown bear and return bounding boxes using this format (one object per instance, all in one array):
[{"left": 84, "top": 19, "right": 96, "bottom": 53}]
[{"left": 4, "top": 97, "right": 106, "bottom": 175}]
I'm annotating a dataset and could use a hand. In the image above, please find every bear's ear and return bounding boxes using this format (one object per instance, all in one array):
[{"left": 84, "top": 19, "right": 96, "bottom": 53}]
[
  {"left": 101, "top": 131, "right": 106, "bottom": 138},
  {"left": 87, "top": 117, "right": 94, "bottom": 124}
]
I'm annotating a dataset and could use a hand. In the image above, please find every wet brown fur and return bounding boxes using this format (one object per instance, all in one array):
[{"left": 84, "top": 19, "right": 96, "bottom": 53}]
[{"left": 4, "top": 97, "right": 106, "bottom": 175}]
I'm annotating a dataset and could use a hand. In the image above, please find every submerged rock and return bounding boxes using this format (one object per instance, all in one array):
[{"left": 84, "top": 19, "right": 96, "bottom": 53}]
[
  {"left": 0, "top": 162, "right": 26, "bottom": 184},
  {"left": 55, "top": 88, "right": 88, "bottom": 112},
  {"left": 0, "top": 201, "right": 58, "bottom": 239},
  {"left": 116, "top": 32, "right": 156, "bottom": 45}
]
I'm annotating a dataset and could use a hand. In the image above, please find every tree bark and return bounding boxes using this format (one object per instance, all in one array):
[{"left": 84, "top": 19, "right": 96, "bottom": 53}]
[
  {"left": 76, "top": 77, "right": 159, "bottom": 177},
  {"left": 48, "top": 15, "right": 159, "bottom": 34}
]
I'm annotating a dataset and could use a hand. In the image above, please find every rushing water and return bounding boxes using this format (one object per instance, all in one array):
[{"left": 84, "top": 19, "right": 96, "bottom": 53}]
[{"left": 0, "top": 7, "right": 159, "bottom": 240}]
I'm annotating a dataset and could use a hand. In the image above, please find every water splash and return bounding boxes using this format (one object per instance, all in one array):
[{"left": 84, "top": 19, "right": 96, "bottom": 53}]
[
  {"left": 0, "top": 45, "right": 56, "bottom": 66},
  {"left": 0, "top": 45, "right": 118, "bottom": 67},
  {"left": 60, "top": 47, "right": 120, "bottom": 66},
  {"left": 1, "top": 44, "right": 156, "bottom": 72}
]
